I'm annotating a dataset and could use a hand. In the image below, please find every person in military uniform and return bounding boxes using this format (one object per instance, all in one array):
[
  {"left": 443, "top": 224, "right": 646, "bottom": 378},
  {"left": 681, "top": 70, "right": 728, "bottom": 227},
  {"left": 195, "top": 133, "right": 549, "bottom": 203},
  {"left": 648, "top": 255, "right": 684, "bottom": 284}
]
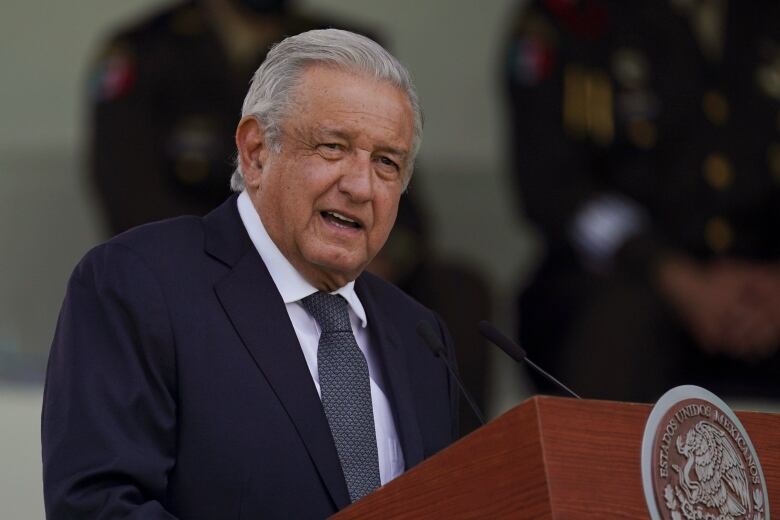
[
  {"left": 504, "top": 0, "right": 780, "bottom": 402},
  {"left": 89, "top": 0, "right": 374, "bottom": 234}
]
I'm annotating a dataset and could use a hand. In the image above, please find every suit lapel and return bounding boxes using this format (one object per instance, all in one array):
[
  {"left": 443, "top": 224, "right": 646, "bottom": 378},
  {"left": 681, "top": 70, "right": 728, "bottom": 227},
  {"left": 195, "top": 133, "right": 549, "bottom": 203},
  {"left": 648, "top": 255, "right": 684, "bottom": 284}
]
[
  {"left": 205, "top": 198, "right": 351, "bottom": 510},
  {"left": 356, "top": 277, "right": 424, "bottom": 469}
]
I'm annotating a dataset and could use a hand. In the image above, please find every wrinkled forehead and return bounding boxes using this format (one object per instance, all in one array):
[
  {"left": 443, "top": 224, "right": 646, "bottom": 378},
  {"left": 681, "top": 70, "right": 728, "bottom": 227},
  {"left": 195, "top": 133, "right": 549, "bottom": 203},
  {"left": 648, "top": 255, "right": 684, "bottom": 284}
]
[
  {"left": 291, "top": 62, "right": 411, "bottom": 107},
  {"left": 287, "top": 65, "right": 414, "bottom": 140}
]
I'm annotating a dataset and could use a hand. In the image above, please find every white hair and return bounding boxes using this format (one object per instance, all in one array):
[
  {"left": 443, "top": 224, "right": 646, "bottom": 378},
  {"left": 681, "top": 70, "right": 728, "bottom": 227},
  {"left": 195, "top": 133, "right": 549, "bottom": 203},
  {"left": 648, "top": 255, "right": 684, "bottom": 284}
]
[{"left": 230, "top": 28, "right": 423, "bottom": 191}]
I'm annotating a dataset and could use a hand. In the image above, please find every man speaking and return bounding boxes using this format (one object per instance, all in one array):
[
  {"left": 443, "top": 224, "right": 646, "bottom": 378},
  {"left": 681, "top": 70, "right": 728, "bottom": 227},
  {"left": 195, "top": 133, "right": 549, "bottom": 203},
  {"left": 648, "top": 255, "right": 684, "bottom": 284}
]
[{"left": 42, "top": 29, "right": 458, "bottom": 518}]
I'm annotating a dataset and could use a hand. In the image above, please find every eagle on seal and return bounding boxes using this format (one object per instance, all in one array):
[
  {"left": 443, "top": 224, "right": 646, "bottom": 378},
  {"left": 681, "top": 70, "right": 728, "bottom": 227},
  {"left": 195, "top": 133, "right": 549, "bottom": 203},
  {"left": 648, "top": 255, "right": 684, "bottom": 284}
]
[{"left": 673, "top": 420, "right": 751, "bottom": 518}]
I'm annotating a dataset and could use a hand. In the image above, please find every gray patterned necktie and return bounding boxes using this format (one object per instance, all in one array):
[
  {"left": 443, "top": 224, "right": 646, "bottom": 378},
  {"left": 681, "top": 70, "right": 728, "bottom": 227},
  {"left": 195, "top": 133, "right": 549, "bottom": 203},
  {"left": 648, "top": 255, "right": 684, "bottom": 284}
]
[{"left": 301, "top": 291, "right": 381, "bottom": 502}]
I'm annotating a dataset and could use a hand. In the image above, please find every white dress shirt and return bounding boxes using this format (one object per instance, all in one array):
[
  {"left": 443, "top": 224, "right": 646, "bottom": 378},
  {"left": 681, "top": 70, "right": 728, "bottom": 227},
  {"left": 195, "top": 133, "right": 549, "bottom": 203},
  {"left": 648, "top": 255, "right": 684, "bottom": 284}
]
[{"left": 237, "top": 191, "right": 404, "bottom": 485}]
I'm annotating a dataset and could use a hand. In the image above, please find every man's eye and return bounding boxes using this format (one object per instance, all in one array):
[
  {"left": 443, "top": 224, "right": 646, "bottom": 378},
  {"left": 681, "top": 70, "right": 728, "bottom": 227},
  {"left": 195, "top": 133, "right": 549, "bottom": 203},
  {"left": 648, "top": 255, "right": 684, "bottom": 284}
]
[
  {"left": 378, "top": 156, "right": 399, "bottom": 170},
  {"left": 317, "top": 143, "right": 346, "bottom": 159}
]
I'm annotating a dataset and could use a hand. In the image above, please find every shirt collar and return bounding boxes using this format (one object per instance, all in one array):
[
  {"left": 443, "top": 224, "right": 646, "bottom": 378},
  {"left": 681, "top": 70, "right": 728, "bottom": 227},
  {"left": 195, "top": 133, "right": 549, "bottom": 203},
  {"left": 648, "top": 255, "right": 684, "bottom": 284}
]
[{"left": 236, "top": 191, "right": 368, "bottom": 328}]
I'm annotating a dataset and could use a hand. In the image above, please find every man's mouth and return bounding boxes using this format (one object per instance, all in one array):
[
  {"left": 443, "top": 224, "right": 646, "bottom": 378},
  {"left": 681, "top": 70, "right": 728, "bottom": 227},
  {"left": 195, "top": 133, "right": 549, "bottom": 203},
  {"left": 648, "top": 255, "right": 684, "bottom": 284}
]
[{"left": 321, "top": 211, "right": 362, "bottom": 229}]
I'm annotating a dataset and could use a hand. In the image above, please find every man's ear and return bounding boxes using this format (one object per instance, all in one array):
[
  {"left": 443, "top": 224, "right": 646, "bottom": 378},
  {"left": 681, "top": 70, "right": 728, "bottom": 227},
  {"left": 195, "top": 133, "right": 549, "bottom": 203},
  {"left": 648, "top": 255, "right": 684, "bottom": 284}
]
[{"left": 235, "top": 116, "right": 267, "bottom": 188}]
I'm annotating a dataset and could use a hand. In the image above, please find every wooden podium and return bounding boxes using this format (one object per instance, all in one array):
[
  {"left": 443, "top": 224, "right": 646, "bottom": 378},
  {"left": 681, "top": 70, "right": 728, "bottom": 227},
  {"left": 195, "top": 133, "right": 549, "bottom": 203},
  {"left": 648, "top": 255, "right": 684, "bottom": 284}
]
[{"left": 333, "top": 396, "right": 780, "bottom": 519}]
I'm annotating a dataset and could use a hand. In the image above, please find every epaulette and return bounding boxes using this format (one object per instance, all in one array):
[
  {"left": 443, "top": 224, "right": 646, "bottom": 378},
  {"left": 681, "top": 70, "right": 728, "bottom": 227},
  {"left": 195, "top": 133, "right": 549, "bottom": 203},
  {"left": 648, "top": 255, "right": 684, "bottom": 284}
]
[{"left": 167, "top": 2, "right": 207, "bottom": 37}]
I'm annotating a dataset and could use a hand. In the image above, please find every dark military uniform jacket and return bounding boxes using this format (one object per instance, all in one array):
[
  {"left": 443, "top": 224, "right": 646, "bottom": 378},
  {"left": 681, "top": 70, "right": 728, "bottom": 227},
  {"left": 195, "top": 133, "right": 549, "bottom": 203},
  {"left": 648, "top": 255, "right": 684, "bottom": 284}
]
[
  {"left": 504, "top": 0, "right": 780, "bottom": 399},
  {"left": 506, "top": 0, "right": 780, "bottom": 273}
]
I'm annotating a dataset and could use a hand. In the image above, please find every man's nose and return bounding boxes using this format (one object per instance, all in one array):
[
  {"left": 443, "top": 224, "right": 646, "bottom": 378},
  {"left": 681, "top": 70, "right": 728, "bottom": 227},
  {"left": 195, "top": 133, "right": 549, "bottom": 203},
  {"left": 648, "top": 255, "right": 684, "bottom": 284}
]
[{"left": 338, "top": 151, "right": 373, "bottom": 202}]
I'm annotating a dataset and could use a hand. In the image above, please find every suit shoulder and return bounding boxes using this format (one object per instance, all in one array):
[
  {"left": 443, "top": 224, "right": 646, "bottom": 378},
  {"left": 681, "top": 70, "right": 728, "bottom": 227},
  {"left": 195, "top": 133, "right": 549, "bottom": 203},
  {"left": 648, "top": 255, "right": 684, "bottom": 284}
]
[
  {"left": 90, "top": 3, "right": 205, "bottom": 102},
  {"left": 86, "top": 215, "right": 205, "bottom": 270},
  {"left": 114, "top": 213, "right": 202, "bottom": 244},
  {"left": 509, "top": 0, "right": 610, "bottom": 40},
  {"left": 92, "top": 2, "right": 205, "bottom": 75},
  {"left": 102, "top": 2, "right": 199, "bottom": 46},
  {"left": 68, "top": 216, "right": 207, "bottom": 302}
]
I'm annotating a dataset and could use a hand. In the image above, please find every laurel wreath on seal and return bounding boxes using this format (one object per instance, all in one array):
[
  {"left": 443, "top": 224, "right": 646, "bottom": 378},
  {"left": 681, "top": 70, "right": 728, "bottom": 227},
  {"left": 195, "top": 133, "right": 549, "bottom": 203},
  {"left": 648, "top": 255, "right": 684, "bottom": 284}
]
[{"left": 664, "top": 484, "right": 764, "bottom": 520}]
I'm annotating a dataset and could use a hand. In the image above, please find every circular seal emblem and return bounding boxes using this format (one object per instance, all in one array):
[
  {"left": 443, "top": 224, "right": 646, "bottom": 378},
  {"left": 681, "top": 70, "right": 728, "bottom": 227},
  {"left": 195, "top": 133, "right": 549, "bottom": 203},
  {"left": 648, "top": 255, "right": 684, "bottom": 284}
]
[{"left": 642, "top": 386, "right": 770, "bottom": 520}]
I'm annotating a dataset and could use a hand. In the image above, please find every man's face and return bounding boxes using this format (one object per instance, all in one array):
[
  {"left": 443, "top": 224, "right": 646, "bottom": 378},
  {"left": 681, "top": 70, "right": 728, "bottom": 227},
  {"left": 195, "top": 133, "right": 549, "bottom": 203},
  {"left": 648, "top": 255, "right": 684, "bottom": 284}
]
[{"left": 242, "top": 65, "right": 414, "bottom": 290}]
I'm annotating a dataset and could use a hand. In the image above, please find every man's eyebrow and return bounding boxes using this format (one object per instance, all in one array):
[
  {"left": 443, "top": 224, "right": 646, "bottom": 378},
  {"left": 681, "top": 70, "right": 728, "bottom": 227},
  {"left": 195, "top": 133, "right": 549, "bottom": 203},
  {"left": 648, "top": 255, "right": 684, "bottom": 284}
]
[
  {"left": 312, "top": 127, "right": 351, "bottom": 141},
  {"left": 374, "top": 145, "right": 408, "bottom": 160},
  {"left": 313, "top": 127, "right": 409, "bottom": 159}
]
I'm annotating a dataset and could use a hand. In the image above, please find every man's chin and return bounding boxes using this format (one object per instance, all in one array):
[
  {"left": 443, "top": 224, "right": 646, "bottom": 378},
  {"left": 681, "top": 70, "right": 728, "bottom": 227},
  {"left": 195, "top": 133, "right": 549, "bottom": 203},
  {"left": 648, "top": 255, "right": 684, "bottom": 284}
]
[{"left": 303, "top": 254, "right": 367, "bottom": 290}]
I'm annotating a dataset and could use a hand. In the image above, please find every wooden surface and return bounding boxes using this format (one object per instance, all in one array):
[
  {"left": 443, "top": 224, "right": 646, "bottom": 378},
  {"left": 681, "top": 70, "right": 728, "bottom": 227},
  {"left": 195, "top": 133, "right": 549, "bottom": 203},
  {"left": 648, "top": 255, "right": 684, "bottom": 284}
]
[
  {"left": 537, "top": 397, "right": 651, "bottom": 519},
  {"left": 333, "top": 398, "right": 552, "bottom": 519},
  {"left": 331, "top": 396, "right": 780, "bottom": 519},
  {"left": 537, "top": 398, "right": 780, "bottom": 519},
  {"left": 738, "top": 409, "right": 780, "bottom": 515}
]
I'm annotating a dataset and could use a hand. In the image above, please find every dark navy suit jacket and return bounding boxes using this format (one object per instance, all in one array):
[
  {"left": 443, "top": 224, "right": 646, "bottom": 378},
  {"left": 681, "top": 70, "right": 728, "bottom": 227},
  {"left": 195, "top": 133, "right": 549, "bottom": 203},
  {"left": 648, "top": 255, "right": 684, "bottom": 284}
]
[{"left": 42, "top": 195, "right": 458, "bottom": 519}]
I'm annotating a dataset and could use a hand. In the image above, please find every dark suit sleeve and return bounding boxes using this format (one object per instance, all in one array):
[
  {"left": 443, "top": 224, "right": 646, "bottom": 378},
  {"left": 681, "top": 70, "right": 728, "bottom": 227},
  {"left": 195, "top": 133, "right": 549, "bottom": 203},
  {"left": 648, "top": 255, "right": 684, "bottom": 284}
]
[
  {"left": 433, "top": 312, "right": 460, "bottom": 441},
  {"left": 42, "top": 243, "right": 178, "bottom": 519}
]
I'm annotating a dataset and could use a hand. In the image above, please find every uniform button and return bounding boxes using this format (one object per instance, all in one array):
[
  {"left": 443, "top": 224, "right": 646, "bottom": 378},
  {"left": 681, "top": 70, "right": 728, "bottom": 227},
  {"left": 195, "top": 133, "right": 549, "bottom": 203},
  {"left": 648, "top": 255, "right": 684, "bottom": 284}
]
[
  {"left": 702, "top": 90, "right": 729, "bottom": 125},
  {"left": 703, "top": 152, "right": 733, "bottom": 190},
  {"left": 705, "top": 217, "right": 733, "bottom": 253},
  {"left": 628, "top": 119, "right": 657, "bottom": 149},
  {"left": 767, "top": 143, "right": 780, "bottom": 184}
]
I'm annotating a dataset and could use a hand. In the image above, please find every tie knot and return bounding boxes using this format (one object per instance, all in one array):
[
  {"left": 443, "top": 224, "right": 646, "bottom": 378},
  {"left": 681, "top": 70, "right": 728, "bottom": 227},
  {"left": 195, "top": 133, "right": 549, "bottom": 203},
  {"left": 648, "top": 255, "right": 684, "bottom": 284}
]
[{"left": 301, "top": 292, "right": 352, "bottom": 333}]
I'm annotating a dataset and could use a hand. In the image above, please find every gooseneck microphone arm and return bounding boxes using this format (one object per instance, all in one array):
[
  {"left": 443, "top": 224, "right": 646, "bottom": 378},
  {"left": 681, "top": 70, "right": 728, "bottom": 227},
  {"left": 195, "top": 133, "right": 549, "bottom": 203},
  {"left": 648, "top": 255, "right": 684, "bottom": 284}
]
[
  {"left": 478, "top": 320, "right": 581, "bottom": 400},
  {"left": 416, "top": 321, "right": 486, "bottom": 426}
]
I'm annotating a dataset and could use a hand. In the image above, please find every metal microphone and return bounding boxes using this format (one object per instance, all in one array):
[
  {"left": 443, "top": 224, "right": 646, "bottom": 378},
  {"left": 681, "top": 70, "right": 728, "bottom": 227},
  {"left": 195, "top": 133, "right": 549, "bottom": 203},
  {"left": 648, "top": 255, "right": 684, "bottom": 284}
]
[
  {"left": 478, "top": 320, "right": 581, "bottom": 399},
  {"left": 416, "top": 321, "right": 486, "bottom": 426}
]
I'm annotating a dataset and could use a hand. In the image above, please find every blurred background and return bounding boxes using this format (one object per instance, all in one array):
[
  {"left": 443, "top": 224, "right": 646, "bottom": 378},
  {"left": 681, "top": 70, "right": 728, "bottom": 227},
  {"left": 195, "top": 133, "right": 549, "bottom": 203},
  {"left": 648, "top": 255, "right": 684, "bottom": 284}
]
[
  {"left": 4, "top": 0, "right": 780, "bottom": 517},
  {"left": 3, "top": 1, "right": 532, "bottom": 516}
]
